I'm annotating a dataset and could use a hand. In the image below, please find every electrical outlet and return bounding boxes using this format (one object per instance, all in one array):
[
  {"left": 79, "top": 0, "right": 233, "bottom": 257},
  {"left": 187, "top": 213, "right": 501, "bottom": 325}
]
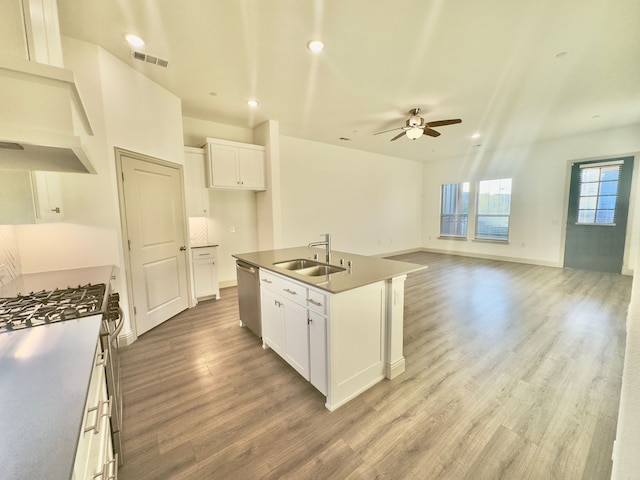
[{"left": 230, "top": 226, "right": 236, "bottom": 234}]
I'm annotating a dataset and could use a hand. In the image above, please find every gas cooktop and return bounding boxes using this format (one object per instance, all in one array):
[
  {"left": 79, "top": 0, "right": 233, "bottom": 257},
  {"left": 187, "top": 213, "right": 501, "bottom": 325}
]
[{"left": 0, "top": 283, "right": 107, "bottom": 333}]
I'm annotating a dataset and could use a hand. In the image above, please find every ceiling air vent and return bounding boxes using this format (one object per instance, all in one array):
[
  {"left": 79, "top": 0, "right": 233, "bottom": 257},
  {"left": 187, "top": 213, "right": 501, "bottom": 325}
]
[{"left": 131, "top": 50, "right": 169, "bottom": 68}]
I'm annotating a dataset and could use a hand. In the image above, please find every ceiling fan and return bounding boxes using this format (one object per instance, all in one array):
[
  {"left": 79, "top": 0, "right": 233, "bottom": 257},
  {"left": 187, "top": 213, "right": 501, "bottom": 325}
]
[{"left": 374, "top": 108, "right": 462, "bottom": 141}]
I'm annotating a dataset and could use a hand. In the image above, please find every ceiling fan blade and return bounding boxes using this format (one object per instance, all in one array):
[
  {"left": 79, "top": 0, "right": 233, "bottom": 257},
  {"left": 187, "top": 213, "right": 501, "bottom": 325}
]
[
  {"left": 423, "top": 127, "right": 441, "bottom": 137},
  {"left": 426, "top": 119, "right": 462, "bottom": 128},
  {"left": 390, "top": 131, "right": 407, "bottom": 141},
  {"left": 374, "top": 126, "right": 404, "bottom": 135}
]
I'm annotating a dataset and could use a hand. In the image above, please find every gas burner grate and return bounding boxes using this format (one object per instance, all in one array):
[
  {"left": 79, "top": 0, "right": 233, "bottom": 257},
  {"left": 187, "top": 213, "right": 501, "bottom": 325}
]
[{"left": 0, "top": 283, "right": 107, "bottom": 333}]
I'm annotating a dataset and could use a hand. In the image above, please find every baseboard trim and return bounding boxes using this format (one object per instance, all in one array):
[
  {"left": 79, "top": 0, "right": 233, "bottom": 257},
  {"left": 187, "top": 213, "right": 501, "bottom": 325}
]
[
  {"left": 118, "top": 330, "right": 137, "bottom": 347},
  {"left": 220, "top": 279, "right": 237, "bottom": 289},
  {"left": 419, "top": 247, "right": 563, "bottom": 269},
  {"left": 386, "top": 357, "right": 406, "bottom": 379}
]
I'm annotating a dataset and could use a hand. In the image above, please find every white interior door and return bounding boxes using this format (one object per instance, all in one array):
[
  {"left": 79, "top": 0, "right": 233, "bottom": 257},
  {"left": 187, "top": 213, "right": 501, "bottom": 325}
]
[{"left": 118, "top": 149, "right": 189, "bottom": 336}]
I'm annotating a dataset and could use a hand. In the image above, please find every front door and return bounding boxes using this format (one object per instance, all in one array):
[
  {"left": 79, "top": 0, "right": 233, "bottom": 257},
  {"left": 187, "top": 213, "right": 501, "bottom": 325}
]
[
  {"left": 564, "top": 156, "right": 634, "bottom": 273},
  {"left": 117, "top": 149, "right": 190, "bottom": 336}
]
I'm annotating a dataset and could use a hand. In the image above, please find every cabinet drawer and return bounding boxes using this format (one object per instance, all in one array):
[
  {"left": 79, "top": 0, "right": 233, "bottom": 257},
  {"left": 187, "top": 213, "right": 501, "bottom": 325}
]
[
  {"left": 307, "top": 288, "right": 328, "bottom": 315},
  {"left": 259, "top": 269, "right": 307, "bottom": 306},
  {"left": 192, "top": 246, "right": 216, "bottom": 260},
  {"left": 258, "top": 269, "right": 282, "bottom": 291}
]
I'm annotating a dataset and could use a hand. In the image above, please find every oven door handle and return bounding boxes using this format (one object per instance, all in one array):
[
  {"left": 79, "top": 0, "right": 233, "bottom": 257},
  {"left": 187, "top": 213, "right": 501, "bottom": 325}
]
[{"left": 112, "top": 307, "right": 125, "bottom": 339}]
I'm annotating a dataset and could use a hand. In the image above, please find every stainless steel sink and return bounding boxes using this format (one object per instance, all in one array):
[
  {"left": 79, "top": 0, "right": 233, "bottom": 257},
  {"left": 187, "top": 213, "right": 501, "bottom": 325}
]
[
  {"left": 295, "top": 265, "right": 346, "bottom": 276},
  {"left": 273, "top": 259, "right": 321, "bottom": 270},
  {"left": 273, "top": 258, "right": 346, "bottom": 276}
]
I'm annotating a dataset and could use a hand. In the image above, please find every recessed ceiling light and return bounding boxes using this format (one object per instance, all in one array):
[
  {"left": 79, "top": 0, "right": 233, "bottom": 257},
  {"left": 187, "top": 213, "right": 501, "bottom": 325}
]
[
  {"left": 247, "top": 100, "right": 259, "bottom": 108},
  {"left": 339, "top": 137, "right": 352, "bottom": 141},
  {"left": 209, "top": 91, "right": 217, "bottom": 97},
  {"left": 555, "top": 51, "right": 568, "bottom": 59},
  {"left": 125, "top": 34, "right": 145, "bottom": 48},
  {"left": 307, "top": 40, "right": 324, "bottom": 52},
  {"left": 471, "top": 133, "right": 481, "bottom": 139},
  {"left": 592, "top": 114, "right": 601, "bottom": 119}
]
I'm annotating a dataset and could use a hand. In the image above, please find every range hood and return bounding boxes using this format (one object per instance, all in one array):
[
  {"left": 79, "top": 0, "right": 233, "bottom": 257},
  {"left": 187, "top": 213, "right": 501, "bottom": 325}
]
[{"left": 0, "top": 53, "right": 96, "bottom": 174}]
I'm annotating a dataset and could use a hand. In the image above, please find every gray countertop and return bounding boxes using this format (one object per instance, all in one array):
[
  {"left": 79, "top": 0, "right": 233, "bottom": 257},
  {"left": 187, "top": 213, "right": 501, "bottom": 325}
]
[
  {"left": 0, "top": 265, "right": 115, "bottom": 479},
  {"left": 0, "top": 316, "right": 103, "bottom": 480},
  {"left": 233, "top": 247, "right": 426, "bottom": 293}
]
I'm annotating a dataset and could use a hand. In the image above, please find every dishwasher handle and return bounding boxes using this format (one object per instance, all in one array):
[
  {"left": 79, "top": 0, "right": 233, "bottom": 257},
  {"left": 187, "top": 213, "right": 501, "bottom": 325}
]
[{"left": 236, "top": 261, "right": 257, "bottom": 274}]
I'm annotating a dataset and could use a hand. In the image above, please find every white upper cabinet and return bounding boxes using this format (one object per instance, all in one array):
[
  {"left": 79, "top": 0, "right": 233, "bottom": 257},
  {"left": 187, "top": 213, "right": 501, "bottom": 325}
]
[
  {"left": 0, "top": 0, "right": 64, "bottom": 66},
  {"left": 204, "top": 138, "right": 265, "bottom": 191},
  {"left": 31, "top": 171, "right": 63, "bottom": 222},
  {"left": 183, "top": 147, "right": 208, "bottom": 216},
  {"left": 0, "top": 0, "right": 29, "bottom": 59},
  {"left": 0, "top": 170, "right": 63, "bottom": 224}
]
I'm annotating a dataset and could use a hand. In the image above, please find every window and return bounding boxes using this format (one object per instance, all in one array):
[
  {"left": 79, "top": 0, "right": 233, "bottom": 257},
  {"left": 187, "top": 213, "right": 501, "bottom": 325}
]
[
  {"left": 476, "top": 178, "right": 512, "bottom": 241},
  {"left": 577, "top": 161, "right": 621, "bottom": 225},
  {"left": 440, "top": 182, "right": 469, "bottom": 237}
]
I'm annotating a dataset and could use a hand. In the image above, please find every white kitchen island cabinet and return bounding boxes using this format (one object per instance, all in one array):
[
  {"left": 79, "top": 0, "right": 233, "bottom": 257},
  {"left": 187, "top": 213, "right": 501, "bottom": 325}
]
[
  {"left": 238, "top": 247, "right": 427, "bottom": 411},
  {"left": 203, "top": 137, "right": 265, "bottom": 190}
]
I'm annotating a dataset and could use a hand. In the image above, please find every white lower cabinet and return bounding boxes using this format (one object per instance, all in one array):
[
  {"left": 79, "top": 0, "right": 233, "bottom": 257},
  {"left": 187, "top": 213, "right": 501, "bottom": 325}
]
[
  {"left": 192, "top": 246, "right": 220, "bottom": 300},
  {"left": 259, "top": 269, "right": 327, "bottom": 394},
  {"left": 308, "top": 310, "right": 327, "bottom": 395},
  {"left": 282, "top": 296, "right": 310, "bottom": 380},
  {"left": 73, "top": 341, "right": 115, "bottom": 480},
  {"left": 261, "top": 288, "right": 286, "bottom": 357}
]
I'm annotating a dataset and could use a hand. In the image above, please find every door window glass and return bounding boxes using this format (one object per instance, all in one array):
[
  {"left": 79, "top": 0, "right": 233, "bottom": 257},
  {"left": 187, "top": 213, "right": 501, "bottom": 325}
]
[{"left": 577, "top": 163, "right": 620, "bottom": 225}]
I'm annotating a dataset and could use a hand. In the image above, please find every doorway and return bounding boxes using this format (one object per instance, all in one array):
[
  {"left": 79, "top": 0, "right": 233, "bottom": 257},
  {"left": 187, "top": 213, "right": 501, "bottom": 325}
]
[
  {"left": 564, "top": 156, "right": 634, "bottom": 273},
  {"left": 116, "top": 148, "right": 190, "bottom": 336}
]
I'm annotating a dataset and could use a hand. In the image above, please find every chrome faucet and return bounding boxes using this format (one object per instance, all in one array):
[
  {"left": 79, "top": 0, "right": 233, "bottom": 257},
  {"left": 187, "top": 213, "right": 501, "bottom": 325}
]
[{"left": 308, "top": 233, "right": 331, "bottom": 263}]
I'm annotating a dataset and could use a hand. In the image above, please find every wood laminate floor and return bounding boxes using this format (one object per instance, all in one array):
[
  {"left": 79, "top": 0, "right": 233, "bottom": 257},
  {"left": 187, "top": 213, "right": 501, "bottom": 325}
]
[{"left": 118, "top": 252, "right": 631, "bottom": 480}]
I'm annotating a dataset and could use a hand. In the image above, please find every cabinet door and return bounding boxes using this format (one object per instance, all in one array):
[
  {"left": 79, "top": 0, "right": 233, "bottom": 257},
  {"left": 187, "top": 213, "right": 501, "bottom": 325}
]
[
  {"left": 237, "top": 148, "right": 265, "bottom": 190},
  {"left": 0, "top": 170, "right": 36, "bottom": 223},
  {"left": 193, "top": 260, "right": 218, "bottom": 298},
  {"left": 261, "top": 288, "right": 285, "bottom": 356},
  {"left": 183, "top": 148, "right": 208, "bottom": 216},
  {"left": 0, "top": 0, "right": 29, "bottom": 59},
  {"left": 207, "top": 144, "right": 238, "bottom": 188},
  {"left": 31, "top": 171, "right": 63, "bottom": 222},
  {"left": 308, "top": 311, "right": 327, "bottom": 395},
  {"left": 282, "top": 297, "right": 310, "bottom": 380}
]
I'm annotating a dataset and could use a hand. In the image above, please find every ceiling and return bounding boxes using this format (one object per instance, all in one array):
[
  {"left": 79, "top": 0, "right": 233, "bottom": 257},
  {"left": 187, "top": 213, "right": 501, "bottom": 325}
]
[{"left": 56, "top": 0, "right": 640, "bottom": 163}]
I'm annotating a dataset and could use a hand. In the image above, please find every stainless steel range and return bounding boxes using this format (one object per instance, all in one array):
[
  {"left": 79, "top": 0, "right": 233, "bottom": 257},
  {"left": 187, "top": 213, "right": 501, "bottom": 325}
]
[{"left": 0, "top": 283, "right": 124, "bottom": 465}]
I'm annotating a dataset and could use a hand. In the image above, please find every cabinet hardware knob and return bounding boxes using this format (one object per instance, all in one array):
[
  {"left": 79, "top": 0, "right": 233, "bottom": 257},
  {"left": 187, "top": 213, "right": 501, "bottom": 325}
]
[
  {"left": 283, "top": 288, "right": 297, "bottom": 295},
  {"left": 51, "top": 207, "right": 61, "bottom": 213},
  {"left": 179, "top": 246, "right": 187, "bottom": 251}
]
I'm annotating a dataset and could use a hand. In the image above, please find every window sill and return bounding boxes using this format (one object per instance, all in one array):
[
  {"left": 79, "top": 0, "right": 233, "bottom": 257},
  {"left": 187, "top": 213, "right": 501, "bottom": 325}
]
[
  {"left": 473, "top": 238, "right": 509, "bottom": 244},
  {"left": 438, "top": 235, "right": 467, "bottom": 241}
]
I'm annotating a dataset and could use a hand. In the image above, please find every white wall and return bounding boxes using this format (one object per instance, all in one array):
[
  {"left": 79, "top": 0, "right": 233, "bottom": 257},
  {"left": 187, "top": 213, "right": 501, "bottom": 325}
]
[
  {"left": 182, "top": 116, "right": 253, "bottom": 147},
  {"left": 181, "top": 116, "right": 260, "bottom": 285},
  {"left": 15, "top": 37, "right": 187, "bottom": 342},
  {"left": 278, "top": 136, "right": 424, "bottom": 255},
  {"left": 422, "top": 125, "right": 640, "bottom": 270}
]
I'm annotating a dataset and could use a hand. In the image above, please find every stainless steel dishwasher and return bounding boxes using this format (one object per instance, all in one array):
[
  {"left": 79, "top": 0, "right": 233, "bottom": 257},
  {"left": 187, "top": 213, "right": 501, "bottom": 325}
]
[{"left": 236, "top": 260, "right": 261, "bottom": 337}]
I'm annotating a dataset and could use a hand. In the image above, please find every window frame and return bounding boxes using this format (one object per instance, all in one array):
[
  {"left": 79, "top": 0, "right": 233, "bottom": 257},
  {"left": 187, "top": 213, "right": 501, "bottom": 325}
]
[
  {"left": 474, "top": 178, "right": 512, "bottom": 242},
  {"left": 439, "top": 182, "right": 469, "bottom": 239}
]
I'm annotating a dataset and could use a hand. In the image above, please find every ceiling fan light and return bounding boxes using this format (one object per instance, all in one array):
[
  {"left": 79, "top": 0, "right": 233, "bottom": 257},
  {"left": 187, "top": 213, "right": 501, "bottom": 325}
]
[{"left": 406, "top": 127, "right": 423, "bottom": 140}]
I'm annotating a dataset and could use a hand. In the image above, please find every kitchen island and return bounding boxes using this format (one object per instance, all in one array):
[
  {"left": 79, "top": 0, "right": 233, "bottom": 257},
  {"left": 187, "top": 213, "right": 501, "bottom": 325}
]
[{"left": 233, "top": 247, "right": 426, "bottom": 410}]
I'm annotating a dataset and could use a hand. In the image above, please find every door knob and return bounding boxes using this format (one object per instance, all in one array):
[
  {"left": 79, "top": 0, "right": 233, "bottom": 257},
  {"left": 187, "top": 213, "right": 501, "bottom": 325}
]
[{"left": 179, "top": 246, "right": 186, "bottom": 251}]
